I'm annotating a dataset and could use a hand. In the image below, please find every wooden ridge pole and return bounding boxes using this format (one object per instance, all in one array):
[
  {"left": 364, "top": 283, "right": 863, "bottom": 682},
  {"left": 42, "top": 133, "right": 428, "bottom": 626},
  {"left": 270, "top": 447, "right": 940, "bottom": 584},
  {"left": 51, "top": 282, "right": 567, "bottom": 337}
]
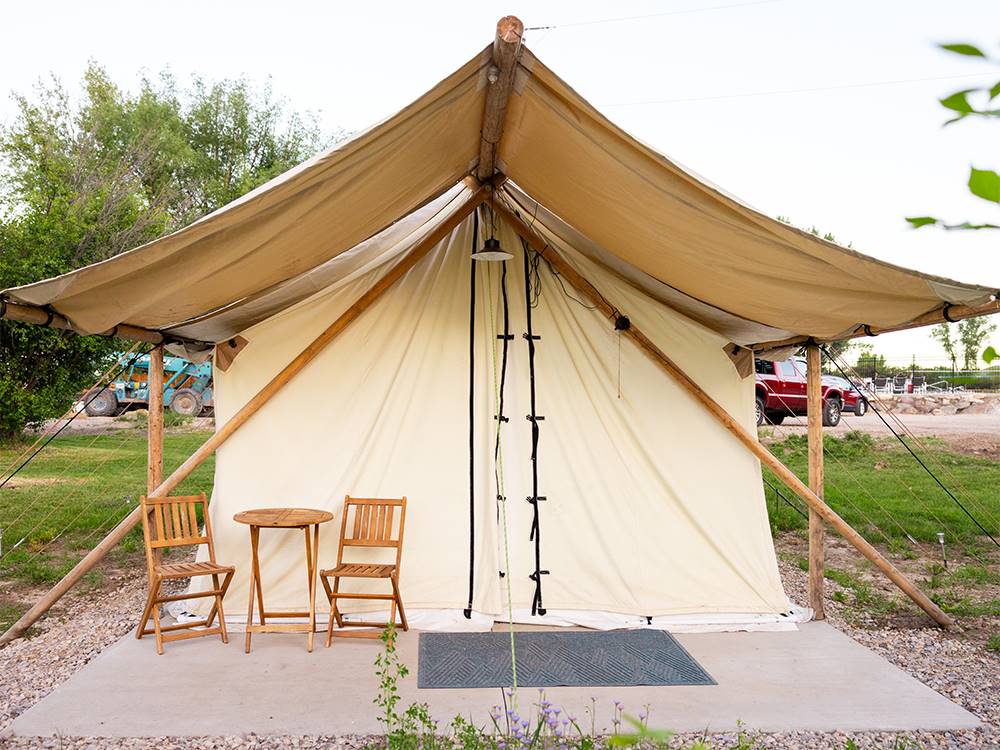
[
  {"left": 0, "top": 186, "right": 487, "bottom": 648},
  {"left": 755, "top": 297, "right": 1000, "bottom": 352},
  {"left": 476, "top": 15, "right": 524, "bottom": 182},
  {"left": 495, "top": 201, "right": 955, "bottom": 629},
  {"left": 0, "top": 299, "right": 206, "bottom": 347},
  {"left": 805, "top": 343, "right": 826, "bottom": 619}
]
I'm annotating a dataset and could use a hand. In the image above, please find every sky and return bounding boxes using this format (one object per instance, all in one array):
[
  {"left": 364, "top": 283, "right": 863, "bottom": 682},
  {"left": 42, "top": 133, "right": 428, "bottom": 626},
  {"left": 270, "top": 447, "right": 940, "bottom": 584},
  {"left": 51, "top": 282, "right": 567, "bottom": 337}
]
[{"left": 3, "top": 0, "right": 1000, "bottom": 366}]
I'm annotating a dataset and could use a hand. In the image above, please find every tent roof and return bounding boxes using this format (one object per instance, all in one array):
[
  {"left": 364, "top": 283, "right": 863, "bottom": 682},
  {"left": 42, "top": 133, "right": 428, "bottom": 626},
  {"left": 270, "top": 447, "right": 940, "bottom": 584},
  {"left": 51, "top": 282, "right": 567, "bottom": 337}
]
[{"left": 4, "top": 43, "right": 995, "bottom": 349}]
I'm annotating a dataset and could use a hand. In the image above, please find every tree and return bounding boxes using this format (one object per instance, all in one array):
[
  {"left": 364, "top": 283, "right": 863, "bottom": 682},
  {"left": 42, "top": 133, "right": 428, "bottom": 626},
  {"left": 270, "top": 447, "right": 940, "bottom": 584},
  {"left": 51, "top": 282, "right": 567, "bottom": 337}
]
[
  {"left": 907, "top": 42, "right": 1000, "bottom": 231},
  {"left": 930, "top": 323, "right": 959, "bottom": 371},
  {"left": 854, "top": 343, "right": 886, "bottom": 379},
  {"left": 957, "top": 317, "right": 996, "bottom": 369},
  {"left": 0, "top": 63, "right": 332, "bottom": 439}
]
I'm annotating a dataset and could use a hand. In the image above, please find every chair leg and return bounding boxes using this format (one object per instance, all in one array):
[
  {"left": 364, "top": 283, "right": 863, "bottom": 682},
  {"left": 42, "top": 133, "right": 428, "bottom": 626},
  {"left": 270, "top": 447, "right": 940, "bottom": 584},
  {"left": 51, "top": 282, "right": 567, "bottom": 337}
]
[
  {"left": 150, "top": 582, "right": 165, "bottom": 655},
  {"left": 205, "top": 574, "right": 220, "bottom": 628},
  {"left": 391, "top": 575, "right": 408, "bottom": 632},
  {"left": 389, "top": 583, "right": 397, "bottom": 627},
  {"left": 331, "top": 576, "right": 344, "bottom": 628},
  {"left": 136, "top": 582, "right": 157, "bottom": 640},
  {"left": 216, "top": 571, "right": 233, "bottom": 644},
  {"left": 321, "top": 575, "right": 334, "bottom": 648}
]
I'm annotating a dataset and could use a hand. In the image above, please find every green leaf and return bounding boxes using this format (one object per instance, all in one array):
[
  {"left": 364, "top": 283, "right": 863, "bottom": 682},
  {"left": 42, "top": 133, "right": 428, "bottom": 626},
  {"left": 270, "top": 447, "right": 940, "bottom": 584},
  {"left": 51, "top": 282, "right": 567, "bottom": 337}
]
[
  {"left": 968, "top": 167, "right": 1000, "bottom": 202},
  {"left": 905, "top": 216, "right": 939, "bottom": 228},
  {"left": 990, "top": 80, "right": 1000, "bottom": 100},
  {"left": 942, "top": 221, "right": 1000, "bottom": 230},
  {"left": 983, "top": 345, "right": 998, "bottom": 364},
  {"left": 940, "top": 90, "right": 975, "bottom": 113},
  {"left": 939, "top": 43, "right": 986, "bottom": 57}
]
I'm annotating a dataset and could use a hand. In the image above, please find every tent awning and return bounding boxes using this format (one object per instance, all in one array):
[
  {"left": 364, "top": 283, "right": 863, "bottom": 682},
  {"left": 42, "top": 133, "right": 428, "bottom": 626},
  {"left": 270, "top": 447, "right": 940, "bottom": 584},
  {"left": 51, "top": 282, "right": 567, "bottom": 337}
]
[{"left": 3, "top": 44, "right": 995, "bottom": 348}]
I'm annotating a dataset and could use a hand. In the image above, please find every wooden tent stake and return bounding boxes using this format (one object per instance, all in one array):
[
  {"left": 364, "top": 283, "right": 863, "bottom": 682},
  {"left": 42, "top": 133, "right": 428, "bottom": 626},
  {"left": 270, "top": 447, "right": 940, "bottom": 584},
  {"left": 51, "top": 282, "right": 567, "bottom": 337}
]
[
  {"left": 0, "top": 186, "right": 486, "bottom": 648},
  {"left": 495, "top": 201, "right": 954, "bottom": 629},
  {"left": 805, "top": 343, "right": 825, "bottom": 619}
]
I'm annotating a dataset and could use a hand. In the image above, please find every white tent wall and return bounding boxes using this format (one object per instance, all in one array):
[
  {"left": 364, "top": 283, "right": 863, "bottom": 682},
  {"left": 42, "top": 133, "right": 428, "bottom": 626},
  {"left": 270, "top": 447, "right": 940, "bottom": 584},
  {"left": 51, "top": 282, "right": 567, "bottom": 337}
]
[
  {"left": 187, "top": 212, "right": 790, "bottom": 624},
  {"left": 492, "top": 220, "right": 788, "bottom": 617},
  {"left": 189, "top": 218, "right": 503, "bottom": 616}
]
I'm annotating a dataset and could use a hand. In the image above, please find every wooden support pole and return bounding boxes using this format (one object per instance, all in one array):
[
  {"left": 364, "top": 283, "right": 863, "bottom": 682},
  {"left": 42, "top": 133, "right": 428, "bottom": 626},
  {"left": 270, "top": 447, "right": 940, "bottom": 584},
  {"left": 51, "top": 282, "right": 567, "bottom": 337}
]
[
  {"left": 147, "top": 347, "right": 165, "bottom": 494},
  {"left": 147, "top": 346, "right": 165, "bottom": 565},
  {"left": 476, "top": 15, "right": 524, "bottom": 182},
  {"left": 754, "top": 297, "right": 1000, "bottom": 352},
  {"left": 0, "top": 299, "right": 206, "bottom": 347},
  {"left": 0, "top": 187, "right": 487, "bottom": 648},
  {"left": 495, "top": 201, "right": 955, "bottom": 629},
  {"left": 805, "top": 343, "right": 826, "bottom": 619}
]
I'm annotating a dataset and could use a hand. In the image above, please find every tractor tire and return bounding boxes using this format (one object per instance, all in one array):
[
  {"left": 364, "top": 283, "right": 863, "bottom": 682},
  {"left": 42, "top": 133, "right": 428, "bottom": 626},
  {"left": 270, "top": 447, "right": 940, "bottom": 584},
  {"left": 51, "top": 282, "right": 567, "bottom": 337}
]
[
  {"left": 854, "top": 397, "right": 868, "bottom": 417},
  {"left": 84, "top": 388, "right": 118, "bottom": 417},
  {"left": 170, "top": 388, "right": 203, "bottom": 417},
  {"left": 822, "top": 397, "right": 842, "bottom": 427}
]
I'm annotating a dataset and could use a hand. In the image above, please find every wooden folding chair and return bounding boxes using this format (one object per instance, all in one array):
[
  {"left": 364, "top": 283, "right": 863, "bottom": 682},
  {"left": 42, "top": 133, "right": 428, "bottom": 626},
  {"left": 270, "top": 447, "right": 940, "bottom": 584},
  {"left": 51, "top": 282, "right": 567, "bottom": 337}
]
[
  {"left": 136, "top": 493, "right": 235, "bottom": 654},
  {"left": 320, "top": 496, "right": 408, "bottom": 645}
]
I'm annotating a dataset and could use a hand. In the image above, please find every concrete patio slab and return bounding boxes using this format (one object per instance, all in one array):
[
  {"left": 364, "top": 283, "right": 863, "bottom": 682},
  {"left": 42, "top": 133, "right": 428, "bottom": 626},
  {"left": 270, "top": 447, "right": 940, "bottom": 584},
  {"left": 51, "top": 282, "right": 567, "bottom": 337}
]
[{"left": 10, "top": 622, "right": 979, "bottom": 737}]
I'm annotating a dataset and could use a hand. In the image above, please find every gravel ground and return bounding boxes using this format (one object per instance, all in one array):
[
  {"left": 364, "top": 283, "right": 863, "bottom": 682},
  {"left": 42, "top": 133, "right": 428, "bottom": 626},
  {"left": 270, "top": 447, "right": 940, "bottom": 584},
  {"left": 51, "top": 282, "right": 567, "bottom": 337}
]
[
  {"left": 772, "top": 412, "right": 1000, "bottom": 441},
  {"left": 0, "top": 563, "right": 996, "bottom": 750}
]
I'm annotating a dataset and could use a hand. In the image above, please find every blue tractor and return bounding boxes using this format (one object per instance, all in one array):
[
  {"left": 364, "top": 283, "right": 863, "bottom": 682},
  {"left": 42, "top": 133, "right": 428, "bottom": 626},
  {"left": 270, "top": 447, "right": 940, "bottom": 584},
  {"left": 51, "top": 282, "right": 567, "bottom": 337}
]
[{"left": 85, "top": 353, "right": 214, "bottom": 417}]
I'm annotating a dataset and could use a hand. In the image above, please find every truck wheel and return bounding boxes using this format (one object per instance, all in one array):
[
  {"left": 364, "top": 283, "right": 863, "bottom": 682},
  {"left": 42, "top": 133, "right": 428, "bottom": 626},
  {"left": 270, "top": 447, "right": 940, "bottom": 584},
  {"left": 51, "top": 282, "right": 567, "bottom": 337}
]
[
  {"left": 756, "top": 396, "right": 765, "bottom": 426},
  {"left": 84, "top": 388, "right": 118, "bottom": 417},
  {"left": 766, "top": 412, "right": 785, "bottom": 425},
  {"left": 854, "top": 398, "right": 868, "bottom": 417},
  {"left": 170, "top": 388, "right": 203, "bottom": 417},
  {"left": 822, "top": 397, "right": 842, "bottom": 427}
]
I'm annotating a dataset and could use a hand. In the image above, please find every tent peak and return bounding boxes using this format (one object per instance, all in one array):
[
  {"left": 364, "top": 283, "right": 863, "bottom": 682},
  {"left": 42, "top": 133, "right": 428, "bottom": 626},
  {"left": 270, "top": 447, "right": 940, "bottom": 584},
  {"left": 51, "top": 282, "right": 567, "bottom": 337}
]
[{"left": 477, "top": 16, "right": 524, "bottom": 182}]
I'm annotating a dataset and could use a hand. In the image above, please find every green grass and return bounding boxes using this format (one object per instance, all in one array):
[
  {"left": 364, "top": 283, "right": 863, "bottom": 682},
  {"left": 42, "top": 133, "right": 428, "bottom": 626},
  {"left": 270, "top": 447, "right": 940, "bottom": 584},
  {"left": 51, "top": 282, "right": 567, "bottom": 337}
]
[
  {"left": 763, "top": 432, "right": 1000, "bottom": 550},
  {"left": 823, "top": 566, "right": 899, "bottom": 617},
  {"left": 0, "top": 429, "right": 214, "bottom": 587}
]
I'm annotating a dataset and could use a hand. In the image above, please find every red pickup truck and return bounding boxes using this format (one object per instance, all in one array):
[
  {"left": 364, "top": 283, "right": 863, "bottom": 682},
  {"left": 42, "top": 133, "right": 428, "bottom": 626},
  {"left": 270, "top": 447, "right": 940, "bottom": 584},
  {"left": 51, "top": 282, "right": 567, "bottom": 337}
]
[{"left": 755, "top": 357, "right": 866, "bottom": 427}]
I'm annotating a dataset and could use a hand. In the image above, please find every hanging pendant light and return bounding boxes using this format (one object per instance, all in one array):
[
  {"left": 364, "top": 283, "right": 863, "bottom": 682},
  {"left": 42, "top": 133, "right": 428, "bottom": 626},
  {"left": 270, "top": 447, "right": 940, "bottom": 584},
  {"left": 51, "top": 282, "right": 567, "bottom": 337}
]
[
  {"left": 471, "top": 189, "right": 513, "bottom": 262},
  {"left": 472, "top": 236, "right": 512, "bottom": 262}
]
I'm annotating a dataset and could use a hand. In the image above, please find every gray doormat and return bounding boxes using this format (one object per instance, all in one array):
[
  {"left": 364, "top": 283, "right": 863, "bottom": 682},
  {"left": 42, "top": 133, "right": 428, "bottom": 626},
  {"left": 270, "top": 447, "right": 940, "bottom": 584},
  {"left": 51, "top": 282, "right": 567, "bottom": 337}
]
[{"left": 417, "top": 629, "right": 715, "bottom": 689}]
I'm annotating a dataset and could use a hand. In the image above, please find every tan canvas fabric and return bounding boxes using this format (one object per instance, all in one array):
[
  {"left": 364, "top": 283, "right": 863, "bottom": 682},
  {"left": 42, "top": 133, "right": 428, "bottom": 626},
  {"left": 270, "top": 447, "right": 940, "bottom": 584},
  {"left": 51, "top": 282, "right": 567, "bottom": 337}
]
[
  {"left": 4, "top": 50, "right": 492, "bottom": 336},
  {"left": 3, "top": 43, "right": 994, "bottom": 348},
  {"left": 498, "top": 49, "right": 994, "bottom": 342},
  {"left": 188, "top": 215, "right": 788, "bottom": 617}
]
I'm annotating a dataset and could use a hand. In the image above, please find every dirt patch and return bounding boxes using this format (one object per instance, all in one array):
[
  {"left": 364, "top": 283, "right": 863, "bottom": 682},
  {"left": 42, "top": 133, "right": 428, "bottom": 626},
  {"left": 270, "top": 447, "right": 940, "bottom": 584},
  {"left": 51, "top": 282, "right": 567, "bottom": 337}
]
[
  {"left": 946, "top": 434, "right": 1000, "bottom": 460},
  {"left": 27, "top": 414, "right": 215, "bottom": 438},
  {"left": 0, "top": 477, "right": 80, "bottom": 490}
]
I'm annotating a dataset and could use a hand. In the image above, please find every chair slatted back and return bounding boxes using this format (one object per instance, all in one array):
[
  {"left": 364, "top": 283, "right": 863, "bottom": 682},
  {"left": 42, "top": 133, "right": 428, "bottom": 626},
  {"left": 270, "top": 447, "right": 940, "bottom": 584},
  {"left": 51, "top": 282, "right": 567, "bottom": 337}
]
[
  {"left": 140, "top": 493, "right": 217, "bottom": 574},
  {"left": 337, "top": 496, "right": 407, "bottom": 569}
]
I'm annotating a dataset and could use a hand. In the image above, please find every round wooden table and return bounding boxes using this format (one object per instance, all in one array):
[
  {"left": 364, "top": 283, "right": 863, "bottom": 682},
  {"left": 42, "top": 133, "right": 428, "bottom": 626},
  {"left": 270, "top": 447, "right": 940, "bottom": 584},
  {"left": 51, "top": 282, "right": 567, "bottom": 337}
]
[{"left": 233, "top": 508, "right": 334, "bottom": 653}]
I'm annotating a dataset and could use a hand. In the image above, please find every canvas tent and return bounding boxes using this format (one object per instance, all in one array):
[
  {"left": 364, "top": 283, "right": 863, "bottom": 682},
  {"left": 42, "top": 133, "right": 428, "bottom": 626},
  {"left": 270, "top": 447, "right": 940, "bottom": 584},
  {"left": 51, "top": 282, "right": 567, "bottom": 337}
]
[{"left": 3, "top": 18, "right": 996, "bottom": 638}]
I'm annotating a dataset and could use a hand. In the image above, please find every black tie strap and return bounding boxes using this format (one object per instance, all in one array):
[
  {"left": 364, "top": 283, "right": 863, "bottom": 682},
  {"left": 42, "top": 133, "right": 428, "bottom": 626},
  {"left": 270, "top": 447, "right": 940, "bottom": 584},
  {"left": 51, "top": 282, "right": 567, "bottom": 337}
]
[
  {"left": 464, "top": 211, "right": 480, "bottom": 619},
  {"left": 522, "top": 242, "right": 548, "bottom": 616},
  {"left": 493, "top": 249, "right": 513, "bottom": 580}
]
